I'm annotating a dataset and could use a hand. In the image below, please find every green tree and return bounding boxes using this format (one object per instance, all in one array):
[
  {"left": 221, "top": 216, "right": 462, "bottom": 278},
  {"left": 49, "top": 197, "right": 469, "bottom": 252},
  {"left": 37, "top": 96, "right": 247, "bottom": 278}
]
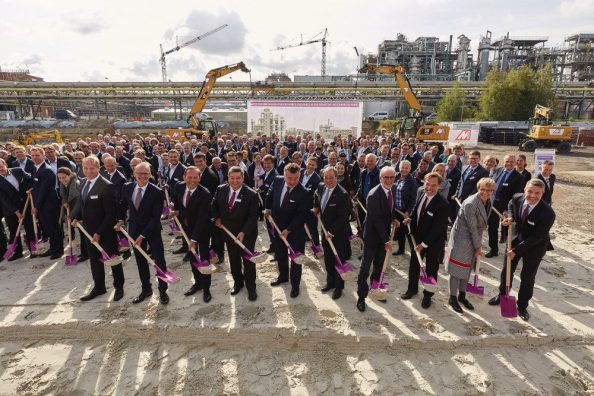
[
  {"left": 479, "top": 65, "right": 555, "bottom": 121},
  {"left": 435, "top": 82, "right": 468, "bottom": 121}
]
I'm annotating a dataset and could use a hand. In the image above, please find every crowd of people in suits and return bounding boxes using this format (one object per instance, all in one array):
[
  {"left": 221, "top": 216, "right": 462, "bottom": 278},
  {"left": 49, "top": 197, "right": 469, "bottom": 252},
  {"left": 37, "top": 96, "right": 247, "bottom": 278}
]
[{"left": 0, "top": 129, "right": 557, "bottom": 321}]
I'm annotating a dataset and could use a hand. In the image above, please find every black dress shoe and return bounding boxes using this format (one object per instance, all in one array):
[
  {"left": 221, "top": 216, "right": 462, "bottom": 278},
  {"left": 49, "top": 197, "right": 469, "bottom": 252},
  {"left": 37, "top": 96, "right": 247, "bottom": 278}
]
[
  {"left": 488, "top": 294, "right": 501, "bottom": 306},
  {"left": 270, "top": 279, "right": 288, "bottom": 287},
  {"left": 8, "top": 252, "right": 24, "bottom": 261},
  {"left": 230, "top": 284, "right": 244, "bottom": 295},
  {"left": 266, "top": 246, "right": 275, "bottom": 253},
  {"left": 203, "top": 290, "right": 212, "bottom": 303},
  {"left": 518, "top": 307, "right": 530, "bottom": 321},
  {"left": 80, "top": 288, "right": 106, "bottom": 301},
  {"left": 248, "top": 290, "right": 258, "bottom": 301},
  {"left": 290, "top": 288, "right": 300, "bottom": 298},
  {"left": 173, "top": 247, "right": 187, "bottom": 255},
  {"left": 77, "top": 255, "right": 89, "bottom": 262},
  {"left": 401, "top": 291, "right": 417, "bottom": 300},
  {"left": 132, "top": 289, "right": 153, "bottom": 304},
  {"left": 485, "top": 251, "right": 498, "bottom": 258},
  {"left": 449, "top": 296, "right": 463, "bottom": 314},
  {"left": 159, "top": 291, "right": 170, "bottom": 305},
  {"left": 421, "top": 295, "right": 432, "bottom": 309},
  {"left": 458, "top": 294, "right": 474, "bottom": 310},
  {"left": 50, "top": 253, "right": 63, "bottom": 260},
  {"left": 356, "top": 299, "right": 366, "bottom": 312},
  {"left": 321, "top": 284, "right": 334, "bottom": 292},
  {"left": 184, "top": 284, "right": 203, "bottom": 296},
  {"left": 332, "top": 288, "right": 342, "bottom": 300},
  {"left": 113, "top": 288, "right": 124, "bottom": 301},
  {"left": 183, "top": 253, "right": 191, "bottom": 262}
]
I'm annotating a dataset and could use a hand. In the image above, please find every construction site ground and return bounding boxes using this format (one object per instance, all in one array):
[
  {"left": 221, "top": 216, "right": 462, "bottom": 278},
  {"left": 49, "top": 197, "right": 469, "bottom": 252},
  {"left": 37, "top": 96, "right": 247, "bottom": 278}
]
[{"left": 0, "top": 144, "right": 593, "bottom": 395}]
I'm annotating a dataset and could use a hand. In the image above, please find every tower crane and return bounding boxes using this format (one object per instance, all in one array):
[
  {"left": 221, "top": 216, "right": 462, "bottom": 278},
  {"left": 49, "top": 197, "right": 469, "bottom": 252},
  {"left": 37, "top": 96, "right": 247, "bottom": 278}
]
[
  {"left": 159, "top": 24, "right": 228, "bottom": 82},
  {"left": 273, "top": 28, "right": 328, "bottom": 80}
]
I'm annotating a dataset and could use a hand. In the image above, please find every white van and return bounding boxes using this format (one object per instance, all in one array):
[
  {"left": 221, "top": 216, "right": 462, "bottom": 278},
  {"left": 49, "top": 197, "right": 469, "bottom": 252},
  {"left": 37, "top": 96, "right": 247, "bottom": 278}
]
[{"left": 368, "top": 111, "right": 390, "bottom": 121}]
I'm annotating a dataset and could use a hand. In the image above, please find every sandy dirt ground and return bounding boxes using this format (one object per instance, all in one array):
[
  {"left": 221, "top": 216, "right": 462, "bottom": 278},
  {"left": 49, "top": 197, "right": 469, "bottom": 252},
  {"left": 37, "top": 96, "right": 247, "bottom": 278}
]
[{"left": 0, "top": 144, "right": 593, "bottom": 395}]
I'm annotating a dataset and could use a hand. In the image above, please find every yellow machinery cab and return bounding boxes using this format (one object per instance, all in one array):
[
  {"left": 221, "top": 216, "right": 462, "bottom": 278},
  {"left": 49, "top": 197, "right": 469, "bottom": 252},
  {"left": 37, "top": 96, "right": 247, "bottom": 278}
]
[
  {"left": 416, "top": 125, "right": 450, "bottom": 142},
  {"left": 528, "top": 125, "right": 572, "bottom": 141}
]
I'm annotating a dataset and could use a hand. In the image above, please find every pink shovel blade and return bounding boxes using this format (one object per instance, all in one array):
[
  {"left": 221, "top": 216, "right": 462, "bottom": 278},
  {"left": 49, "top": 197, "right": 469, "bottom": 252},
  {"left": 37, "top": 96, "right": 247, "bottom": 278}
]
[
  {"left": 162, "top": 206, "right": 171, "bottom": 217},
  {"left": 3, "top": 243, "right": 17, "bottom": 260},
  {"left": 155, "top": 267, "right": 180, "bottom": 284},
  {"left": 370, "top": 279, "right": 389, "bottom": 291},
  {"left": 64, "top": 255, "right": 79, "bottom": 266},
  {"left": 208, "top": 249, "right": 220, "bottom": 264},
  {"left": 500, "top": 291, "right": 518, "bottom": 318},
  {"left": 29, "top": 239, "right": 37, "bottom": 254},
  {"left": 348, "top": 234, "right": 363, "bottom": 246},
  {"left": 466, "top": 275, "right": 484, "bottom": 297},
  {"left": 117, "top": 236, "right": 130, "bottom": 252},
  {"left": 289, "top": 250, "right": 308, "bottom": 265},
  {"left": 335, "top": 261, "right": 357, "bottom": 281}
]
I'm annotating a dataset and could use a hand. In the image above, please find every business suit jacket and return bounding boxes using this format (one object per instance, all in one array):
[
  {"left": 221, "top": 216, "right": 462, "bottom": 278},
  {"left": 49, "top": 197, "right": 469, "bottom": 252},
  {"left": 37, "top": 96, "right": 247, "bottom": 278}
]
[
  {"left": 76, "top": 176, "right": 118, "bottom": 252},
  {"left": 118, "top": 182, "right": 163, "bottom": 240},
  {"left": 265, "top": 176, "right": 309, "bottom": 248},
  {"left": 0, "top": 168, "right": 33, "bottom": 215},
  {"left": 362, "top": 184, "right": 396, "bottom": 244},
  {"left": 32, "top": 163, "right": 60, "bottom": 211},
  {"left": 258, "top": 169, "right": 278, "bottom": 199},
  {"left": 357, "top": 166, "right": 380, "bottom": 203},
  {"left": 102, "top": 170, "right": 127, "bottom": 202},
  {"left": 276, "top": 157, "right": 292, "bottom": 174},
  {"left": 445, "top": 167, "right": 461, "bottom": 199},
  {"left": 455, "top": 164, "right": 490, "bottom": 202},
  {"left": 300, "top": 170, "right": 322, "bottom": 197},
  {"left": 10, "top": 158, "right": 36, "bottom": 174},
  {"left": 508, "top": 194, "right": 555, "bottom": 258},
  {"left": 115, "top": 155, "right": 132, "bottom": 179},
  {"left": 199, "top": 166, "right": 220, "bottom": 195},
  {"left": 314, "top": 184, "right": 352, "bottom": 257},
  {"left": 537, "top": 173, "right": 555, "bottom": 205},
  {"left": 409, "top": 192, "right": 449, "bottom": 249},
  {"left": 180, "top": 152, "right": 195, "bottom": 167},
  {"left": 493, "top": 169, "right": 524, "bottom": 212},
  {"left": 172, "top": 182, "right": 212, "bottom": 243},
  {"left": 210, "top": 163, "right": 229, "bottom": 185},
  {"left": 212, "top": 184, "right": 259, "bottom": 249}
]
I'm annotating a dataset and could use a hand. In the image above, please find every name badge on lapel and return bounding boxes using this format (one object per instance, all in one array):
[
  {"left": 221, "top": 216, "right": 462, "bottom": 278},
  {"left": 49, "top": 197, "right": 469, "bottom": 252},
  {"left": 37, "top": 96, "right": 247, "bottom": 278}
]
[
  {"left": 235, "top": 198, "right": 242, "bottom": 203},
  {"left": 503, "top": 183, "right": 509, "bottom": 186},
  {"left": 427, "top": 211, "right": 434, "bottom": 217},
  {"left": 527, "top": 220, "right": 535, "bottom": 225},
  {"left": 469, "top": 176, "right": 475, "bottom": 180},
  {"left": 290, "top": 199, "right": 296, "bottom": 203},
  {"left": 90, "top": 195, "right": 99, "bottom": 200}
]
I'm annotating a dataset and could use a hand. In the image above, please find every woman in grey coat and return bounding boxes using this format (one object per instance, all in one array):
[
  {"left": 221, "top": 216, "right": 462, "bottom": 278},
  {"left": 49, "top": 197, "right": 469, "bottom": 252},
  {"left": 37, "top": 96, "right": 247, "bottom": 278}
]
[
  {"left": 445, "top": 177, "right": 496, "bottom": 313},
  {"left": 57, "top": 167, "right": 87, "bottom": 261}
]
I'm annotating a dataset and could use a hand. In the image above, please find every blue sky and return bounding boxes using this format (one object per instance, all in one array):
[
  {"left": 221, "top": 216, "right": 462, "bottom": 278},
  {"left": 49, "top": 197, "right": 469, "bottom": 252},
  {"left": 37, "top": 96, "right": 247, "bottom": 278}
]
[{"left": 1, "top": 0, "right": 593, "bottom": 82}]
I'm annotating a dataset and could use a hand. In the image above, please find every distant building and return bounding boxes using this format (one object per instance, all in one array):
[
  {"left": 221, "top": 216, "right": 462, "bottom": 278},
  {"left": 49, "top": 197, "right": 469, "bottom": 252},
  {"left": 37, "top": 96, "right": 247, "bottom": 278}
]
[
  {"left": 0, "top": 67, "right": 44, "bottom": 82},
  {"left": 251, "top": 108, "right": 286, "bottom": 136}
]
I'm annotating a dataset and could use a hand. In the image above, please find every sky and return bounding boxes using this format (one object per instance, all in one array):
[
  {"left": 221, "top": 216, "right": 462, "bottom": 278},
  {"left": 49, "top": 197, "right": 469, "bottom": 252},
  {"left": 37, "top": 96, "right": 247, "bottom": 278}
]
[{"left": 1, "top": 0, "right": 593, "bottom": 83}]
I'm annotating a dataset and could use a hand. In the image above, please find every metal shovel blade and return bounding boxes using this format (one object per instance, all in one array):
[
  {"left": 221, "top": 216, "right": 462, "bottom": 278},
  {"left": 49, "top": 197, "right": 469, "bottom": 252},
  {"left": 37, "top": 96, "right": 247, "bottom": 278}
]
[{"left": 500, "top": 290, "right": 518, "bottom": 318}]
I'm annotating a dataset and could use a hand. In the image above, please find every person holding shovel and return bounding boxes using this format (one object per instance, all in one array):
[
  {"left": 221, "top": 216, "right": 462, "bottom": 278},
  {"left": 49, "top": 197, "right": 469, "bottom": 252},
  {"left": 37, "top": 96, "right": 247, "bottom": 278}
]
[
  {"left": 488, "top": 179, "right": 556, "bottom": 321},
  {"left": 445, "top": 177, "right": 495, "bottom": 314},
  {"left": 57, "top": 167, "right": 88, "bottom": 262}
]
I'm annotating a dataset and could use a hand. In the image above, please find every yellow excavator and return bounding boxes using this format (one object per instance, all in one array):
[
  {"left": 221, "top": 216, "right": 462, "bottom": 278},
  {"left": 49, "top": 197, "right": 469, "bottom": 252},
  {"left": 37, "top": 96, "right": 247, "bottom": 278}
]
[
  {"left": 15, "top": 130, "right": 63, "bottom": 146},
  {"left": 519, "top": 104, "right": 572, "bottom": 153},
  {"left": 164, "top": 62, "right": 250, "bottom": 141},
  {"left": 360, "top": 64, "right": 449, "bottom": 143}
]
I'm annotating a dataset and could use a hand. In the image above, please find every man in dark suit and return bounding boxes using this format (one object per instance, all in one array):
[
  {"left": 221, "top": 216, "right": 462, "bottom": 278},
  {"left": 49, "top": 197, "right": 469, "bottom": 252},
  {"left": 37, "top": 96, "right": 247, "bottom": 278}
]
[
  {"left": 350, "top": 154, "right": 366, "bottom": 193},
  {"left": 116, "top": 162, "right": 169, "bottom": 304},
  {"left": 10, "top": 146, "right": 36, "bottom": 174},
  {"left": 488, "top": 179, "right": 556, "bottom": 321},
  {"left": 180, "top": 143, "right": 195, "bottom": 167},
  {"left": 313, "top": 166, "right": 352, "bottom": 300},
  {"left": 30, "top": 146, "right": 63, "bottom": 259},
  {"left": 453, "top": 150, "right": 490, "bottom": 205},
  {"left": 44, "top": 145, "right": 71, "bottom": 173},
  {"left": 402, "top": 172, "right": 450, "bottom": 309},
  {"left": 258, "top": 154, "right": 278, "bottom": 253},
  {"left": 445, "top": 155, "right": 461, "bottom": 221},
  {"left": 210, "top": 157, "right": 228, "bottom": 185},
  {"left": 212, "top": 166, "right": 260, "bottom": 301},
  {"left": 165, "top": 150, "right": 186, "bottom": 196},
  {"left": 356, "top": 154, "right": 380, "bottom": 231},
  {"left": 486, "top": 155, "right": 525, "bottom": 257},
  {"left": 73, "top": 155, "right": 125, "bottom": 302},
  {"left": 115, "top": 146, "right": 132, "bottom": 179},
  {"left": 300, "top": 157, "right": 322, "bottom": 247},
  {"left": 265, "top": 163, "right": 309, "bottom": 298},
  {"left": 101, "top": 156, "right": 126, "bottom": 201},
  {"left": 356, "top": 166, "right": 397, "bottom": 311},
  {"left": 193, "top": 152, "right": 219, "bottom": 194},
  {"left": 0, "top": 159, "right": 34, "bottom": 261},
  {"left": 537, "top": 160, "right": 555, "bottom": 205},
  {"left": 172, "top": 166, "right": 214, "bottom": 303},
  {"left": 276, "top": 146, "right": 292, "bottom": 174}
]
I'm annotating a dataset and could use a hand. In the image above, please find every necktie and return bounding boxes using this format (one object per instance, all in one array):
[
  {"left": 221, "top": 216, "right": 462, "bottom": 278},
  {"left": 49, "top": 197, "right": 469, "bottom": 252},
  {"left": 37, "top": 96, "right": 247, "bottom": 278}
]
[
  {"left": 387, "top": 189, "right": 393, "bottom": 212},
  {"left": 228, "top": 190, "right": 236, "bottom": 211},
  {"left": 134, "top": 187, "right": 143, "bottom": 210},
  {"left": 418, "top": 195, "right": 428, "bottom": 225},
  {"left": 281, "top": 188, "right": 291, "bottom": 206},
  {"left": 81, "top": 181, "right": 91, "bottom": 203},
  {"left": 321, "top": 188, "right": 331, "bottom": 212},
  {"left": 495, "top": 171, "right": 509, "bottom": 196},
  {"left": 521, "top": 204, "right": 530, "bottom": 222},
  {"left": 184, "top": 190, "right": 192, "bottom": 208}
]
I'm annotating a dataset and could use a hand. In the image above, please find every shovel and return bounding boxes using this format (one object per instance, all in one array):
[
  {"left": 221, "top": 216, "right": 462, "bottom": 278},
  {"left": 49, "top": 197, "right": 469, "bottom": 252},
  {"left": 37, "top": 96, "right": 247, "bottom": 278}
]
[
  {"left": 172, "top": 215, "right": 216, "bottom": 275},
  {"left": 76, "top": 223, "right": 123, "bottom": 266},
  {"left": 266, "top": 214, "right": 309, "bottom": 266},
  {"left": 117, "top": 234, "right": 131, "bottom": 252},
  {"left": 394, "top": 208, "right": 438, "bottom": 293},
  {"left": 317, "top": 214, "right": 356, "bottom": 281},
  {"left": 119, "top": 228, "right": 179, "bottom": 284},
  {"left": 64, "top": 206, "right": 79, "bottom": 266},
  {"left": 466, "top": 257, "right": 484, "bottom": 297},
  {"left": 219, "top": 224, "right": 269, "bottom": 264},
  {"left": 369, "top": 223, "right": 397, "bottom": 301},
  {"left": 163, "top": 188, "right": 182, "bottom": 235},
  {"left": 501, "top": 221, "right": 518, "bottom": 318},
  {"left": 304, "top": 223, "right": 324, "bottom": 259},
  {"left": 348, "top": 208, "right": 363, "bottom": 247},
  {"left": 29, "top": 193, "right": 49, "bottom": 255},
  {"left": 3, "top": 194, "right": 31, "bottom": 260}
]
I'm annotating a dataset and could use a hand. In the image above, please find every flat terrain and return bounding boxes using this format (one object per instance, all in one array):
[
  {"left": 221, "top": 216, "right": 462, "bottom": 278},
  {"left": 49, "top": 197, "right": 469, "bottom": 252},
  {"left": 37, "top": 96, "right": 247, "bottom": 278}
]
[{"left": 0, "top": 144, "right": 593, "bottom": 395}]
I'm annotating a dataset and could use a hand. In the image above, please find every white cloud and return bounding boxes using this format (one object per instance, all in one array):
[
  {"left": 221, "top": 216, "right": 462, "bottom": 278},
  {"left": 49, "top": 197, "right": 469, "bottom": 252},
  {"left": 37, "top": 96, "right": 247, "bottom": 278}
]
[{"left": 559, "top": 0, "right": 594, "bottom": 16}]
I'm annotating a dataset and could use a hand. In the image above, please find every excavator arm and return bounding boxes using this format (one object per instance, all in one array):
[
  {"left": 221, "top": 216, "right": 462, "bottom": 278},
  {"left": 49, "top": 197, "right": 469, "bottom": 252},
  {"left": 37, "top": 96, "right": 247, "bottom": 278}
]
[
  {"left": 360, "top": 64, "right": 422, "bottom": 115},
  {"left": 188, "top": 62, "right": 250, "bottom": 129}
]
